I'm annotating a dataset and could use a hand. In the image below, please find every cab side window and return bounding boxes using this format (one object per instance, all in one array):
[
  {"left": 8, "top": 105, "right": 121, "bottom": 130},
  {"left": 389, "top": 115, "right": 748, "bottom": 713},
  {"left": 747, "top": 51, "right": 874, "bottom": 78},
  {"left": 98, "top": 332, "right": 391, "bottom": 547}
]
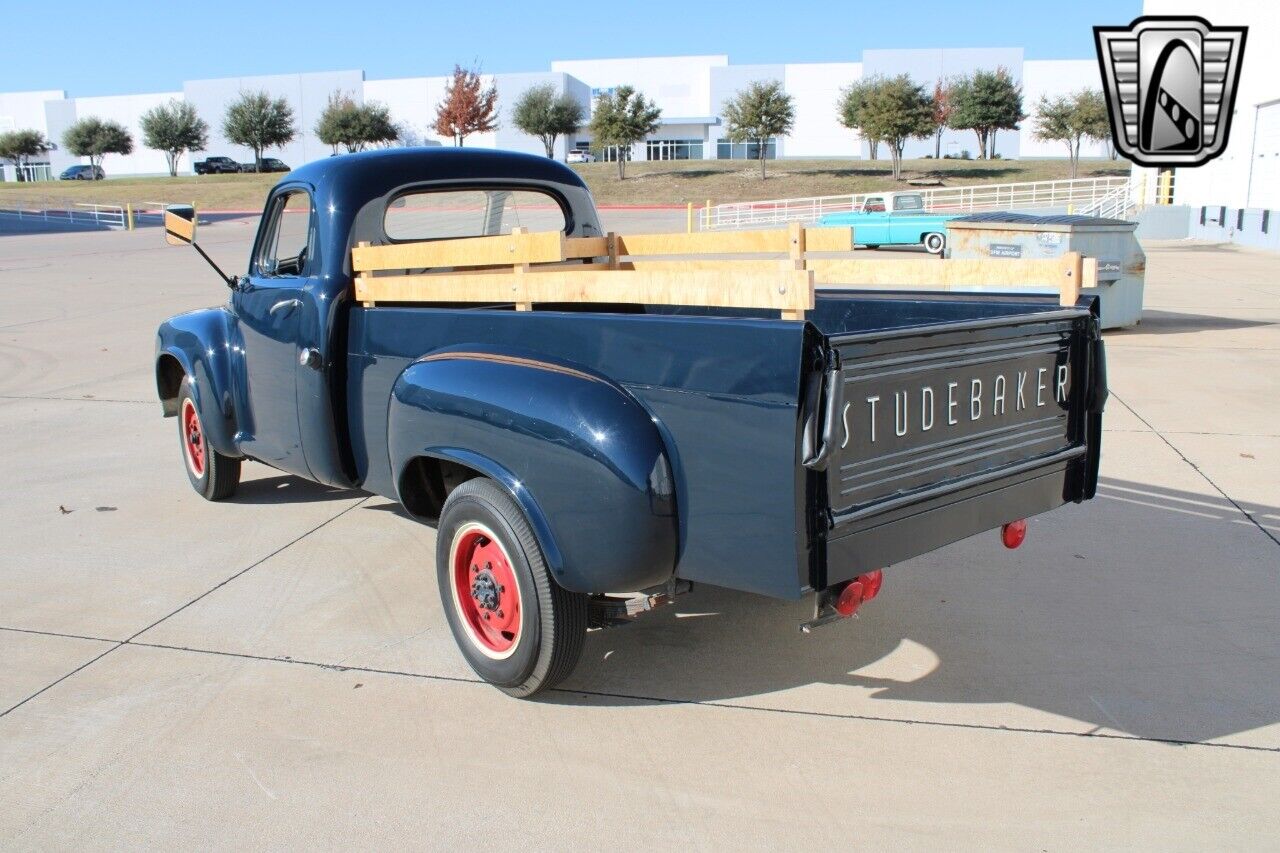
[
  {"left": 258, "top": 190, "right": 313, "bottom": 277},
  {"left": 864, "top": 197, "right": 886, "bottom": 213}
]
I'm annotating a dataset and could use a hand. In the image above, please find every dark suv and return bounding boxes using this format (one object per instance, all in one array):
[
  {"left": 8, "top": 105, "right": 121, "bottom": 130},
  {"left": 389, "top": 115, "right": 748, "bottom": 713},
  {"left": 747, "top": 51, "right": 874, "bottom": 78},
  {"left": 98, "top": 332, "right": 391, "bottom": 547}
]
[
  {"left": 238, "top": 157, "right": 290, "bottom": 173},
  {"left": 193, "top": 156, "right": 241, "bottom": 175}
]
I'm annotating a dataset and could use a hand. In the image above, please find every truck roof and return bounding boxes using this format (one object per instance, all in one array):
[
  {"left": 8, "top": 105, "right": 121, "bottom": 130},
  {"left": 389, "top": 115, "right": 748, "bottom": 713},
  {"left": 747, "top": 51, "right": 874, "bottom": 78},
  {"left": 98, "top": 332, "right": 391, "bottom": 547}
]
[{"left": 286, "top": 147, "right": 590, "bottom": 203}]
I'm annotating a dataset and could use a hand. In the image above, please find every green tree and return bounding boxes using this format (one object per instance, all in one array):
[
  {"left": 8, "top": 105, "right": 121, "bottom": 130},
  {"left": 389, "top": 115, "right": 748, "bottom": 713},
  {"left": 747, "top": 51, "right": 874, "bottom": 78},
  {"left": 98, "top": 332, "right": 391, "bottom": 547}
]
[
  {"left": 140, "top": 99, "right": 208, "bottom": 176},
  {"left": 0, "top": 129, "right": 52, "bottom": 181},
  {"left": 223, "top": 91, "right": 295, "bottom": 172},
  {"left": 836, "top": 79, "right": 880, "bottom": 160},
  {"left": 512, "top": 83, "right": 585, "bottom": 159},
  {"left": 854, "top": 75, "right": 935, "bottom": 180},
  {"left": 722, "top": 80, "right": 795, "bottom": 178},
  {"left": 62, "top": 117, "right": 133, "bottom": 177},
  {"left": 434, "top": 65, "right": 499, "bottom": 147},
  {"left": 1034, "top": 89, "right": 1110, "bottom": 178},
  {"left": 949, "top": 68, "right": 1025, "bottom": 159},
  {"left": 315, "top": 91, "right": 398, "bottom": 154},
  {"left": 587, "top": 85, "right": 661, "bottom": 179}
]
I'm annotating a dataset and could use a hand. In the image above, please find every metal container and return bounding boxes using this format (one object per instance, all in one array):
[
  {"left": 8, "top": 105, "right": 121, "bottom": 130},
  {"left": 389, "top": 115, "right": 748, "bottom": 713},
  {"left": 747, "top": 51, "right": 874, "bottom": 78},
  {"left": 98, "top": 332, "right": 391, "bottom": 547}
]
[{"left": 946, "top": 213, "right": 1146, "bottom": 328}]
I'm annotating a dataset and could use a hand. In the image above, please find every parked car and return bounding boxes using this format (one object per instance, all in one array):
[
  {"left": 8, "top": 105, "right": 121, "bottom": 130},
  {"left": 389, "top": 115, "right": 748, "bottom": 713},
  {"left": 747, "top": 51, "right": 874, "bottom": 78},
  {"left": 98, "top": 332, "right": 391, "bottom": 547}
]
[
  {"left": 59, "top": 165, "right": 104, "bottom": 181},
  {"left": 193, "top": 156, "right": 241, "bottom": 175},
  {"left": 818, "top": 190, "right": 959, "bottom": 253},
  {"left": 155, "top": 148, "right": 1107, "bottom": 698},
  {"left": 239, "top": 158, "right": 290, "bottom": 173},
  {"left": 566, "top": 149, "right": 594, "bottom": 164}
]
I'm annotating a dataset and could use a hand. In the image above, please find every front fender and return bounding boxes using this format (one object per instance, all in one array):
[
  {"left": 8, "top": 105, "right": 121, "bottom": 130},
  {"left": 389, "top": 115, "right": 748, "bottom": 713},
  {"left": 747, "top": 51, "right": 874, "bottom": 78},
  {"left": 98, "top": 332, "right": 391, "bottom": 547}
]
[
  {"left": 154, "top": 307, "right": 241, "bottom": 457},
  {"left": 387, "top": 348, "right": 678, "bottom": 594}
]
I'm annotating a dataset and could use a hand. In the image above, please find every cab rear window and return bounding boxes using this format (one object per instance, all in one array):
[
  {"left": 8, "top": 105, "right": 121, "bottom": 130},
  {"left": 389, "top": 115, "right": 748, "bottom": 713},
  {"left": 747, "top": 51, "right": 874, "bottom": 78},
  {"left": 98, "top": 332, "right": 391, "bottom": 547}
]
[{"left": 384, "top": 189, "right": 567, "bottom": 241}]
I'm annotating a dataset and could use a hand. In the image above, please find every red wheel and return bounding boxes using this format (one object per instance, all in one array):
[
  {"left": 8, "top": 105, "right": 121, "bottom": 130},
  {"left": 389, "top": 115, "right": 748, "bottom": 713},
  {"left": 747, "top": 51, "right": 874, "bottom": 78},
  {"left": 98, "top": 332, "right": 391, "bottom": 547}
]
[
  {"left": 176, "top": 379, "right": 240, "bottom": 501},
  {"left": 435, "top": 478, "right": 587, "bottom": 697},
  {"left": 449, "top": 522, "right": 523, "bottom": 659},
  {"left": 181, "top": 397, "right": 206, "bottom": 478}
]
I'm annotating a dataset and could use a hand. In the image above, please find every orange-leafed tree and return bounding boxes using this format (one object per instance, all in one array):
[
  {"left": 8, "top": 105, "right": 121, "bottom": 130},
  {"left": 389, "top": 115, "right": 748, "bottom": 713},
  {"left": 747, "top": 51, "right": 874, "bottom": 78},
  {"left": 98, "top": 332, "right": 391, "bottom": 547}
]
[
  {"left": 434, "top": 65, "right": 499, "bottom": 146},
  {"left": 931, "top": 78, "right": 955, "bottom": 160}
]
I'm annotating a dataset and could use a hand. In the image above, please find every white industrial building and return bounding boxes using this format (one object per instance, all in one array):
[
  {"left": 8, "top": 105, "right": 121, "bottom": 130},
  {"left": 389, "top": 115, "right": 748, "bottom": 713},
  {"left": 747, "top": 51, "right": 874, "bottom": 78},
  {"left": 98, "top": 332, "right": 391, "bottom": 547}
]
[
  {"left": 1, "top": 4, "right": 1276, "bottom": 217},
  {"left": 1, "top": 48, "right": 1113, "bottom": 181}
]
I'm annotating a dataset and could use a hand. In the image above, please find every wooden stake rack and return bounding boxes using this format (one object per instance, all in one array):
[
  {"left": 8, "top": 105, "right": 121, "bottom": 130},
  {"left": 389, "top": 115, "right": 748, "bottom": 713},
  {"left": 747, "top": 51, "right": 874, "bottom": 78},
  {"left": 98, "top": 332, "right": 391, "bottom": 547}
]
[{"left": 352, "top": 224, "right": 1089, "bottom": 319}]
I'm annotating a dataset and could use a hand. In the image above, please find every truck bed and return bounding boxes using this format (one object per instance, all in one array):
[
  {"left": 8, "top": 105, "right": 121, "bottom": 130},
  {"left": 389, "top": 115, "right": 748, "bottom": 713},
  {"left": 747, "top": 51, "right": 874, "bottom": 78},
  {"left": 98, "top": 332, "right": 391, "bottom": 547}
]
[{"left": 345, "top": 289, "right": 1102, "bottom": 600}]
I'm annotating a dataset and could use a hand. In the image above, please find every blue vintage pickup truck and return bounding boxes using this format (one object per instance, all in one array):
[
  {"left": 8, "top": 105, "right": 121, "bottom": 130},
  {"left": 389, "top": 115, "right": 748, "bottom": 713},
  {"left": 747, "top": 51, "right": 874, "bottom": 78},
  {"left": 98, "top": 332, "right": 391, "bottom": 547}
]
[
  {"left": 818, "top": 191, "right": 958, "bottom": 253},
  {"left": 156, "top": 149, "right": 1106, "bottom": 697}
]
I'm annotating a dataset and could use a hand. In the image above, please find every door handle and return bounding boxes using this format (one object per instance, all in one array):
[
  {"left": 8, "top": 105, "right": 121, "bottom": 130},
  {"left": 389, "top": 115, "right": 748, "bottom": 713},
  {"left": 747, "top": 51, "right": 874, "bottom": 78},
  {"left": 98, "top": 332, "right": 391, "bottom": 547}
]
[{"left": 269, "top": 298, "right": 301, "bottom": 315}]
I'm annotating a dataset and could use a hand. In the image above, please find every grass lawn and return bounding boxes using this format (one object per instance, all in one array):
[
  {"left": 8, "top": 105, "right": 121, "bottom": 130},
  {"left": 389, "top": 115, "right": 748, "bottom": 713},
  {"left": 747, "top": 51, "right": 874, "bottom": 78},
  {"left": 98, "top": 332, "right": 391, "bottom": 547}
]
[{"left": 0, "top": 158, "right": 1130, "bottom": 212}]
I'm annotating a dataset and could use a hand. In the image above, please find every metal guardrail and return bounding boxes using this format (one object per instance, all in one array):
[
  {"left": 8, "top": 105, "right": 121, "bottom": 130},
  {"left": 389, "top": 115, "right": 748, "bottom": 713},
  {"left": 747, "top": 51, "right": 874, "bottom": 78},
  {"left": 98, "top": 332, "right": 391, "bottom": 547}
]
[
  {"left": 0, "top": 196, "right": 127, "bottom": 229},
  {"left": 700, "top": 176, "right": 1134, "bottom": 229}
]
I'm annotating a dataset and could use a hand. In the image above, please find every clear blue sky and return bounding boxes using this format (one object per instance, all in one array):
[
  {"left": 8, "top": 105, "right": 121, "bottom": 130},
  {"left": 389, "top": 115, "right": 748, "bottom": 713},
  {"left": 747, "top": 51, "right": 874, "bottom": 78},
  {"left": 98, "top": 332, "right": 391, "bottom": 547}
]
[{"left": 4, "top": 0, "right": 1142, "bottom": 97}]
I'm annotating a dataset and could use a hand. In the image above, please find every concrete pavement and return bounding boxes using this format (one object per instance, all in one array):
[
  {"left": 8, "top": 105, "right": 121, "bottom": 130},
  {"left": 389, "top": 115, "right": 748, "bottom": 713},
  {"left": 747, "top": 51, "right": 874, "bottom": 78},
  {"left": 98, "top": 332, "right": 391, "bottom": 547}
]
[{"left": 1, "top": 222, "right": 1277, "bottom": 848}]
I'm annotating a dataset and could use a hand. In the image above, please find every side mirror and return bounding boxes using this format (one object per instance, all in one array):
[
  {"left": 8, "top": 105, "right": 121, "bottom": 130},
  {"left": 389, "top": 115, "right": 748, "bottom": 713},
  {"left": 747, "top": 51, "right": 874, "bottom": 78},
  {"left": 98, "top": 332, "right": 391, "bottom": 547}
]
[
  {"left": 164, "top": 204, "right": 196, "bottom": 246},
  {"left": 163, "top": 204, "right": 237, "bottom": 289}
]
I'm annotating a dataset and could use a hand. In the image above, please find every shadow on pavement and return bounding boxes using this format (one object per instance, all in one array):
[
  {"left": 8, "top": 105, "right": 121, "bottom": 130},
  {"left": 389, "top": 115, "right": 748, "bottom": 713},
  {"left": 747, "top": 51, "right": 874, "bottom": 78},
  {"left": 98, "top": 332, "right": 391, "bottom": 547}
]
[
  {"left": 546, "top": 476, "right": 1280, "bottom": 746},
  {"left": 233, "top": 475, "right": 362, "bottom": 505},
  {"left": 1111, "top": 309, "right": 1277, "bottom": 336}
]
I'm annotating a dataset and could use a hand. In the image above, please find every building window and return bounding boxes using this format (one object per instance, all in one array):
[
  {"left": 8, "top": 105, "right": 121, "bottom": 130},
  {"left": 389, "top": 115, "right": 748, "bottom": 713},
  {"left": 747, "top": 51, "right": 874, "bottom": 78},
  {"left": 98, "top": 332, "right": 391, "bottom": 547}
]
[
  {"left": 595, "top": 145, "right": 631, "bottom": 162},
  {"left": 716, "top": 139, "right": 777, "bottom": 160},
  {"left": 645, "top": 139, "right": 703, "bottom": 161}
]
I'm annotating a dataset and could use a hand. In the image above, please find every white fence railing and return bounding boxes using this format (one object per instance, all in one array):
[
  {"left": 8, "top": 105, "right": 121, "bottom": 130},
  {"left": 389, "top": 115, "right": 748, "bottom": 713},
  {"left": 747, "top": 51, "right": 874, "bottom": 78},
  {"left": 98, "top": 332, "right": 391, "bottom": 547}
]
[
  {"left": 0, "top": 197, "right": 127, "bottom": 229},
  {"left": 700, "top": 176, "right": 1133, "bottom": 230},
  {"left": 1077, "top": 182, "right": 1138, "bottom": 219}
]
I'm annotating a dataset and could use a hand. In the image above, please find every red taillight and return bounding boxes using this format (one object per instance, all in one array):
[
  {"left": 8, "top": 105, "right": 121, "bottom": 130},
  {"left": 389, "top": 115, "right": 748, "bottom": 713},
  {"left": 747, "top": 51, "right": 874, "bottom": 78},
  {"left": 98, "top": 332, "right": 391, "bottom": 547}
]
[
  {"left": 833, "top": 570, "right": 884, "bottom": 617},
  {"left": 859, "top": 569, "right": 883, "bottom": 600},
  {"left": 834, "top": 581, "right": 864, "bottom": 616},
  {"left": 1001, "top": 519, "right": 1027, "bottom": 549}
]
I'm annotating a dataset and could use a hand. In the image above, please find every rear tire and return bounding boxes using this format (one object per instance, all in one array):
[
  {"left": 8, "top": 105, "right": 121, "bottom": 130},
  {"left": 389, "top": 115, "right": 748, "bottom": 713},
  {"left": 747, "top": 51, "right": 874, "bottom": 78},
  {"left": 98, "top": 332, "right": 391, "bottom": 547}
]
[
  {"left": 923, "top": 232, "right": 946, "bottom": 254},
  {"left": 177, "top": 379, "right": 240, "bottom": 501},
  {"left": 436, "top": 478, "right": 587, "bottom": 698}
]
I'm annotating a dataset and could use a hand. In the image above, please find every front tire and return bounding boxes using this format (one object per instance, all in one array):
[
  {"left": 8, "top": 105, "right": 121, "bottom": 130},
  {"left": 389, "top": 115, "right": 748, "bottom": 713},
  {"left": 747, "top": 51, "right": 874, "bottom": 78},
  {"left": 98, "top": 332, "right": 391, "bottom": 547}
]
[
  {"left": 177, "top": 380, "right": 240, "bottom": 501},
  {"left": 923, "top": 232, "right": 946, "bottom": 254},
  {"left": 436, "top": 478, "right": 587, "bottom": 698}
]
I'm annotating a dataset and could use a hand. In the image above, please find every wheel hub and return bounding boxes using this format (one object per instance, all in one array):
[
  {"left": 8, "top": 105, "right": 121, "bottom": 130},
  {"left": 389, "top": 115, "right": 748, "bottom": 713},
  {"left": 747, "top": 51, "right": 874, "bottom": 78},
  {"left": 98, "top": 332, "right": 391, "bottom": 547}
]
[
  {"left": 181, "top": 399, "right": 205, "bottom": 476},
  {"left": 471, "top": 566, "right": 501, "bottom": 611},
  {"left": 452, "top": 525, "right": 522, "bottom": 656}
]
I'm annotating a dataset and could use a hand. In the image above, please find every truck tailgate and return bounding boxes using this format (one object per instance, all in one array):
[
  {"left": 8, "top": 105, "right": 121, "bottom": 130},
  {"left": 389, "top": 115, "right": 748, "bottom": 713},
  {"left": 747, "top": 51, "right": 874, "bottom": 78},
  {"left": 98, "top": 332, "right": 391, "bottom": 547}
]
[{"left": 818, "top": 306, "right": 1104, "bottom": 584}]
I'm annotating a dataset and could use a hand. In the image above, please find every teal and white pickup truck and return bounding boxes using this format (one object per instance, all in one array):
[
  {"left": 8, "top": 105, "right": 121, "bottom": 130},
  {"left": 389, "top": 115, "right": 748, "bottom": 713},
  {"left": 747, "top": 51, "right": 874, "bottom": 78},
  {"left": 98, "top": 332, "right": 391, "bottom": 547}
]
[{"left": 817, "top": 191, "right": 959, "bottom": 254}]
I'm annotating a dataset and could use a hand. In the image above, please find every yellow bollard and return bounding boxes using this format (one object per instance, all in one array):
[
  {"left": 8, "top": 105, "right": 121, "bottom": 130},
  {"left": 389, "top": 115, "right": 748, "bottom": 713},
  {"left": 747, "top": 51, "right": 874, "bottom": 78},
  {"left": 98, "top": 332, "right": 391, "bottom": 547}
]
[
  {"left": 125, "top": 202, "right": 134, "bottom": 231},
  {"left": 686, "top": 202, "right": 693, "bottom": 233}
]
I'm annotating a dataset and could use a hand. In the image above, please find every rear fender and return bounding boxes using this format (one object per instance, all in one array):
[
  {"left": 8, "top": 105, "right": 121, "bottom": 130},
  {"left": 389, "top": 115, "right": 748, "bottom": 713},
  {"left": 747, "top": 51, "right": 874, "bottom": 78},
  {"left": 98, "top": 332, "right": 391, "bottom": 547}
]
[
  {"left": 154, "top": 307, "right": 241, "bottom": 457},
  {"left": 387, "top": 347, "right": 678, "bottom": 594}
]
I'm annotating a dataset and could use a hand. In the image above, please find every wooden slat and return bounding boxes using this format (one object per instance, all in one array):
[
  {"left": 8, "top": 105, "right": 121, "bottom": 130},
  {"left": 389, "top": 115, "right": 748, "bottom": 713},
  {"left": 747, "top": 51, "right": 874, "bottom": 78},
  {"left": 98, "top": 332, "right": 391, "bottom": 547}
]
[
  {"left": 354, "top": 268, "right": 815, "bottom": 312},
  {"left": 617, "top": 229, "right": 792, "bottom": 256},
  {"left": 565, "top": 236, "right": 610, "bottom": 258},
  {"left": 809, "top": 252, "right": 1084, "bottom": 305},
  {"left": 355, "top": 272, "right": 525, "bottom": 304},
  {"left": 621, "top": 259, "right": 788, "bottom": 272},
  {"left": 802, "top": 226, "right": 853, "bottom": 253},
  {"left": 352, "top": 230, "right": 566, "bottom": 272}
]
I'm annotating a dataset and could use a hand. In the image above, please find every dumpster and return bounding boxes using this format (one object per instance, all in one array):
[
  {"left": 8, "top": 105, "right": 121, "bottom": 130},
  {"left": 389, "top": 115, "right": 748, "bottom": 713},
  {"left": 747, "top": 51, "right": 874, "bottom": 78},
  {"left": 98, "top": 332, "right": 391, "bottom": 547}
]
[{"left": 946, "top": 213, "right": 1146, "bottom": 329}]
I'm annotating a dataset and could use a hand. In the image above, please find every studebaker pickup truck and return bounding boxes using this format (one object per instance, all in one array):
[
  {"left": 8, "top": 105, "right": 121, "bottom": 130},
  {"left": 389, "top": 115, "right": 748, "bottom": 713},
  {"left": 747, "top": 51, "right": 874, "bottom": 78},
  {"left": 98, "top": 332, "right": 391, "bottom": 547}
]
[
  {"left": 156, "top": 148, "right": 1106, "bottom": 697},
  {"left": 818, "top": 191, "right": 959, "bottom": 253}
]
